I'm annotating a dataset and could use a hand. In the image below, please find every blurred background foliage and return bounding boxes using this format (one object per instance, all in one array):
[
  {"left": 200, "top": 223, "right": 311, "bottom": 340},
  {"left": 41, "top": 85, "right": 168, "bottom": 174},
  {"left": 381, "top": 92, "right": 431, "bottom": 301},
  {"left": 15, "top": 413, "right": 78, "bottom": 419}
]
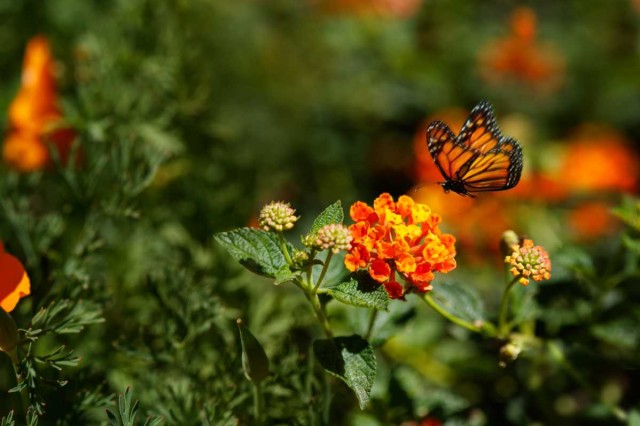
[{"left": 0, "top": 0, "right": 639, "bottom": 424}]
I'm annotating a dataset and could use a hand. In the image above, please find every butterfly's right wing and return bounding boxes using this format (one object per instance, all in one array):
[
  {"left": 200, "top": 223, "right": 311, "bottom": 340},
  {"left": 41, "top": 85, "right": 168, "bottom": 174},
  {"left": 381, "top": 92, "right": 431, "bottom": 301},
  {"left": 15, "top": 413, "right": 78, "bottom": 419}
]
[
  {"left": 456, "top": 101, "right": 504, "bottom": 153},
  {"left": 457, "top": 137, "right": 524, "bottom": 192}
]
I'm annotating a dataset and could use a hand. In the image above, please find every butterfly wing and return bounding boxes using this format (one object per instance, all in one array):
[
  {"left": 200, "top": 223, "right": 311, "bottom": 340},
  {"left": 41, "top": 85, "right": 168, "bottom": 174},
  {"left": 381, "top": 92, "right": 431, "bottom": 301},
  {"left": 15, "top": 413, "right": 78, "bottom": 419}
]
[
  {"left": 456, "top": 101, "right": 503, "bottom": 153},
  {"left": 426, "top": 101, "right": 524, "bottom": 196},
  {"left": 455, "top": 137, "right": 523, "bottom": 192},
  {"left": 427, "top": 121, "right": 476, "bottom": 182}
]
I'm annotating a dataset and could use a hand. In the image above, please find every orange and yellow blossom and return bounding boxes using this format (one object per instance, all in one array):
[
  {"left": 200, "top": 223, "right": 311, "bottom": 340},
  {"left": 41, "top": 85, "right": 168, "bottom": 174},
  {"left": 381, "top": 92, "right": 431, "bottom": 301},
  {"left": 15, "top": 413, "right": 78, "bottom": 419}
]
[
  {"left": 0, "top": 242, "right": 31, "bottom": 313},
  {"left": 344, "top": 193, "right": 456, "bottom": 299},
  {"left": 3, "top": 36, "right": 75, "bottom": 172},
  {"left": 504, "top": 239, "right": 551, "bottom": 286}
]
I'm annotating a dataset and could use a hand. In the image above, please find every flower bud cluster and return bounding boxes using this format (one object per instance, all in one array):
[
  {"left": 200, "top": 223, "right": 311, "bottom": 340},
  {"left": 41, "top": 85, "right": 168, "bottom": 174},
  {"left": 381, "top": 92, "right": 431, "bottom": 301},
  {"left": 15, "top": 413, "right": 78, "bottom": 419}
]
[
  {"left": 505, "top": 239, "right": 551, "bottom": 286},
  {"left": 258, "top": 201, "right": 299, "bottom": 232}
]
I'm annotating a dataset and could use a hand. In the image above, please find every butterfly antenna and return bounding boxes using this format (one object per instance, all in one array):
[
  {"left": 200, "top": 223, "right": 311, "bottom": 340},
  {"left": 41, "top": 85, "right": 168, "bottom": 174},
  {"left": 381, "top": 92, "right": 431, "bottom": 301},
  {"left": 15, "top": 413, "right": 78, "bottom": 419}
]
[{"left": 413, "top": 182, "right": 441, "bottom": 192}]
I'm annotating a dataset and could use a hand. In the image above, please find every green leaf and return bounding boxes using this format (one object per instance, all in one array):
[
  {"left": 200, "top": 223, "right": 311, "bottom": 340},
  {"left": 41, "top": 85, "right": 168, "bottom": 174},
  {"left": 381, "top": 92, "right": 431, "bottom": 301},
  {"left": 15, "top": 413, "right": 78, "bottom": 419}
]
[
  {"left": 612, "top": 195, "right": 640, "bottom": 231},
  {"left": 106, "top": 386, "right": 162, "bottom": 426},
  {"left": 430, "top": 281, "right": 485, "bottom": 324},
  {"left": 628, "top": 410, "right": 640, "bottom": 426},
  {"left": 237, "top": 319, "right": 270, "bottom": 383},
  {"left": 394, "top": 366, "right": 469, "bottom": 416},
  {"left": 0, "top": 411, "right": 15, "bottom": 426},
  {"left": 313, "top": 335, "right": 376, "bottom": 409},
  {"left": 309, "top": 201, "right": 344, "bottom": 235},
  {"left": 622, "top": 233, "right": 640, "bottom": 256},
  {"left": 214, "top": 228, "right": 290, "bottom": 278},
  {"left": 591, "top": 319, "right": 640, "bottom": 350},
  {"left": 327, "top": 277, "right": 389, "bottom": 311},
  {"left": 274, "top": 266, "right": 298, "bottom": 286}
]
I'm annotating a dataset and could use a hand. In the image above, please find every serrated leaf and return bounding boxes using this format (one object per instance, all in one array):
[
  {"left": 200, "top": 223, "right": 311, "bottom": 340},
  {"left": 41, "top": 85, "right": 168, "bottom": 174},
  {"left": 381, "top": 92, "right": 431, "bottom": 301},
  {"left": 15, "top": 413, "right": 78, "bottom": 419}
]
[
  {"left": 430, "top": 281, "right": 485, "bottom": 324},
  {"left": 274, "top": 266, "right": 298, "bottom": 285},
  {"left": 313, "top": 335, "right": 376, "bottom": 409},
  {"left": 327, "top": 278, "right": 389, "bottom": 311},
  {"left": 214, "top": 228, "right": 291, "bottom": 278},
  {"left": 309, "top": 201, "right": 344, "bottom": 235},
  {"left": 237, "top": 319, "right": 270, "bottom": 383}
]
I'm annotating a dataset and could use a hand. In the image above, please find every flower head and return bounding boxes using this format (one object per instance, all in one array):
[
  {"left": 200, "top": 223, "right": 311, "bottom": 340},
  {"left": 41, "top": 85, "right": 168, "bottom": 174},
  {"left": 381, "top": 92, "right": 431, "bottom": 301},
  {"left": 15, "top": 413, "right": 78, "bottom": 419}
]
[
  {"left": 344, "top": 193, "right": 456, "bottom": 299},
  {"left": 505, "top": 239, "right": 551, "bottom": 286},
  {"left": 478, "top": 7, "right": 564, "bottom": 93},
  {"left": 308, "top": 224, "right": 353, "bottom": 253},
  {"left": 3, "top": 36, "right": 76, "bottom": 172},
  {"left": 0, "top": 242, "right": 31, "bottom": 312},
  {"left": 258, "top": 201, "right": 299, "bottom": 232}
]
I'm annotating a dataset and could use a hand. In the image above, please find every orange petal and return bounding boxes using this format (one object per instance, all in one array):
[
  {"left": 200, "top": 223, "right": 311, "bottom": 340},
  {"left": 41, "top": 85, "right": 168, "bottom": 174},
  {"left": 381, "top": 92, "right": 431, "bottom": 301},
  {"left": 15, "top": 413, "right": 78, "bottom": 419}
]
[
  {"left": 0, "top": 250, "right": 31, "bottom": 312},
  {"left": 3, "top": 131, "right": 48, "bottom": 172},
  {"left": 369, "top": 259, "right": 391, "bottom": 282}
]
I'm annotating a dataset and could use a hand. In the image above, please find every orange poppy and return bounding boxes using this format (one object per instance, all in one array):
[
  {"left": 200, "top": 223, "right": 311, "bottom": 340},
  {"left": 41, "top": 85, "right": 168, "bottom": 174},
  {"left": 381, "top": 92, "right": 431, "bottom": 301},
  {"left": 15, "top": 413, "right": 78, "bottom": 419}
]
[
  {"left": 3, "top": 36, "right": 75, "bottom": 172},
  {"left": 558, "top": 124, "right": 638, "bottom": 194},
  {"left": 478, "top": 7, "right": 564, "bottom": 92},
  {"left": 0, "top": 242, "right": 31, "bottom": 313},
  {"left": 568, "top": 201, "right": 619, "bottom": 241}
]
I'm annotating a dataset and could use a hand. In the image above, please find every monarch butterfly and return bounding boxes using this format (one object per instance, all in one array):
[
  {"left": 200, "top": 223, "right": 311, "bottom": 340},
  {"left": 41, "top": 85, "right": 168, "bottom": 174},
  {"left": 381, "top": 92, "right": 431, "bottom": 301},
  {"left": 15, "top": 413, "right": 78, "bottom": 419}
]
[{"left": 426, "top": 101, "right": 523, "bottom": 198}]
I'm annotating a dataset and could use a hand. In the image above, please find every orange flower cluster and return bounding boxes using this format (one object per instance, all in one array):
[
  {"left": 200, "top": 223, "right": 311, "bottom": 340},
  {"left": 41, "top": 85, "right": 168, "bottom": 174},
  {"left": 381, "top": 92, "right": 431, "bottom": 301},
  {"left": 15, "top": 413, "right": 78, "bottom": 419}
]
[
  {"left": 3, "top": 36, "right": 75, "bottom": 172},
  {"left": 0, "top": 242, "right": 31, "bottom": 313},
  {"left": 478, "top": 7, "right": 564, "bottom": 92},
  {"left": 344, "top": 193, "right": 456, "bottom": 299}
]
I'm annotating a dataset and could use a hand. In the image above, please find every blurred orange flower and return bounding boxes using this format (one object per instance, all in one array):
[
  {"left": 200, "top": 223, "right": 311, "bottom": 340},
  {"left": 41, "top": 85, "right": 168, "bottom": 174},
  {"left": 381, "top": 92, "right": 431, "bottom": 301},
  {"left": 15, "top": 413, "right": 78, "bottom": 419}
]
[
  {"left": 3, "top": 36, "right": 75, "bottom": 172},
  {"left": 479, "top": 7, "right": 564, "bottom": 92},
  {"left": 321, "top": 0, "right": 422, "bottom": 18},
  {"left": 0, "top": 242, "right": 31, "bottom": 313},
  {"left": 568, "top": 201, "right": 619, "bottom": 241},
  {"left": 344, "top": 193, "right": 456, "bottom": 299},
  {"left": 558, "top": 124, "right": 638, "bottom": 193}
]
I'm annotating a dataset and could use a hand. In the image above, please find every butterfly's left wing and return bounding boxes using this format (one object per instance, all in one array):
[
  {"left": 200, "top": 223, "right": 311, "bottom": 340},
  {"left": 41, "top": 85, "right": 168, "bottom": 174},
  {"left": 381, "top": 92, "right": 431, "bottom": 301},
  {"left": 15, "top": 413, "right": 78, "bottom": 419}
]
[
  {"left": 427, "top": 121, "right": 477, "bottom": 182},
  {"left": 456, "top": 101, "right": 504, "bottom": 153},
  {"left": 455, "top": 137, "right": 523, "bottom": 193}
]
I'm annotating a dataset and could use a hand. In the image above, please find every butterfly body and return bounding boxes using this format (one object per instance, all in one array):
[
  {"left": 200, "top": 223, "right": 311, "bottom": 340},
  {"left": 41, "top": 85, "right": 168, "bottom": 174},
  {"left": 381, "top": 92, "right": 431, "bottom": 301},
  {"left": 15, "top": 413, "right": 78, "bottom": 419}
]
[
  {"left": 439, "top": 178, "right": 477, "bottom": 198},
  {"left": 426, "top": 101, "right": 523, "bottom": 197}
]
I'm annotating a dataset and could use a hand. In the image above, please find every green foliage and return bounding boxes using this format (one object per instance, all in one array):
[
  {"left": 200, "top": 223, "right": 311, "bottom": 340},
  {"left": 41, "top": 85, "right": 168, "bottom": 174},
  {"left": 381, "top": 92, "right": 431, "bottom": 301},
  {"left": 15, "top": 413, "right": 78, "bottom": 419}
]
[
  {"left": 105, "top": 387, "right": 162, "bottom": 426},
  {"left": 429, "top": 280, "right": 485, "bottom": 324},
  {"left": 237, "top": 319, "right": 270, "bottom": 384},
  {"left": 313, "top": 336, "right": 376, "bottom": 410},
  {"left": 308, "top": 200, "right": 345, "bottom": 235},
  {"left": 327, "top": 278, "right": 390, "bottom": 311},
  {"left": 213, "top": 228, "right": 292, "bottom": 278},
  {"left": 0, "top": 0, "right": 639, "bottom": 424}
]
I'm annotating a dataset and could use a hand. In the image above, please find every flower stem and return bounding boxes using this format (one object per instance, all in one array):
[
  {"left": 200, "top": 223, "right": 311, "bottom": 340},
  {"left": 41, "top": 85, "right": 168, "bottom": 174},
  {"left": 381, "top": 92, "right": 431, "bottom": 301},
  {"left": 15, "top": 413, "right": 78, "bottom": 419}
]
[
  {"left": 313, "top": 251, "right": 333, "bottom": 292},
  {"left": 306, "top": 291, "right": 333, "bottom": 339},
  {"left": 252, "top": 381, "right": 264, "bottom": 425},
  {"left": 498, "top": 277, "right": 520, "bottom": 338},
  {"left": 278, "top": 232, "right": 293, "bottom": 265},
  {"left": 422, "top": 293, "right": 483, "bottom": 334},
  {"left": 365, "top": 309, "right": 378, "bottom": 341},
  {"left": 10, "top": 354, "right": 29, "bottom": 421}
]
